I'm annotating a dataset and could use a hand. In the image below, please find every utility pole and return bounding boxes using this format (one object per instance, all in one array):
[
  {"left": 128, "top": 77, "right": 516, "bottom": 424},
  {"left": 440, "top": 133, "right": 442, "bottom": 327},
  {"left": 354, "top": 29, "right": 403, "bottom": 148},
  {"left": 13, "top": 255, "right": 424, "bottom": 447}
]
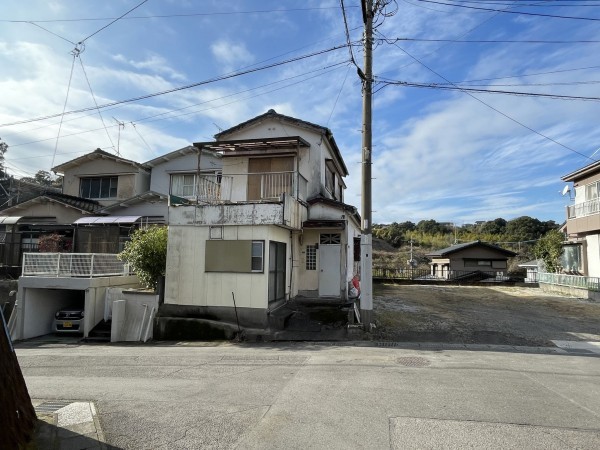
[{"left": 360, "top": 0, "right": 373, "bottom": 329}]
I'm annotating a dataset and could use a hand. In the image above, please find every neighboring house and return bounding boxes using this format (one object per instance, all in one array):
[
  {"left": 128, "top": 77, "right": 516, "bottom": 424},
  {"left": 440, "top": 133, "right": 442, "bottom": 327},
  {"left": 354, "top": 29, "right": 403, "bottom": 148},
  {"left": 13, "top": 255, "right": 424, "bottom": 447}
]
[
  {"left": 0, "top": 192, "right": 101, "bottom": 276},
  {"left": 52, "top": 148, "right": 150, "bottom": 208},
  {"left": 159, "top": 110, "right": 361, "bottom": 336},
  {"left": 427, "top": 241, "right": 517, "bottom": 279},
  {"left": 561, "top": 161, "right": 600, "bottom": 276}
]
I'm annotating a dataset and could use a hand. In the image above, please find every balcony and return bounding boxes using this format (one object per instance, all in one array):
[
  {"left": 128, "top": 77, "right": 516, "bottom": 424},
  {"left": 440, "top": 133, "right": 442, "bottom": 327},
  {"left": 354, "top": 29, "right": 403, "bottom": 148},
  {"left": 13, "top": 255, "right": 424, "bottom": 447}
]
[
  {"left": 22, "top": 253, "right": 133, "bottom": 278},
  {"left": 189, "top": 172, "right": 308, "bottom": 204},
  {"left": 567, "top": 198, "right": 600, "bottom": 219},
  {"left": 565, "top": 199, "right": 600, "bottom": 235}
]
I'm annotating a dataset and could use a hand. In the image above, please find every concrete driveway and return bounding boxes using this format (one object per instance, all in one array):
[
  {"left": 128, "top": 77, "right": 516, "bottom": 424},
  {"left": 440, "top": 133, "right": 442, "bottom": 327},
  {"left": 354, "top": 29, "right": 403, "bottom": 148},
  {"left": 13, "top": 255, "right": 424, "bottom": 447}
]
[{"left": 17, "top": 339, "right": 600, "bottom": 449}]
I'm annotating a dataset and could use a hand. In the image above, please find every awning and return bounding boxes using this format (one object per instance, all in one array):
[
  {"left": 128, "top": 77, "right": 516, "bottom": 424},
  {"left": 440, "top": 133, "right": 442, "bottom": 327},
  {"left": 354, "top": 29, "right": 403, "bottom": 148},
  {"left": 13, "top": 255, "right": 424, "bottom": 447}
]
[
  {"left": 0, "top": 216, "right": 23, "bottom": 224},
  {"left": 74, "top": 216, "right": 141, "bottom": 225}
]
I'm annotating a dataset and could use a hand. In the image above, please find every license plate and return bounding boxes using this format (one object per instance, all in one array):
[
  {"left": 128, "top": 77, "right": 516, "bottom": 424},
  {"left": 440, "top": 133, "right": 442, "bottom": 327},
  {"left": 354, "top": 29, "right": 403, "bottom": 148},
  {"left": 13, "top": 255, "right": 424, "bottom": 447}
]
[{"left": 63, "top": 321, "right": 72, "bottom": 328}]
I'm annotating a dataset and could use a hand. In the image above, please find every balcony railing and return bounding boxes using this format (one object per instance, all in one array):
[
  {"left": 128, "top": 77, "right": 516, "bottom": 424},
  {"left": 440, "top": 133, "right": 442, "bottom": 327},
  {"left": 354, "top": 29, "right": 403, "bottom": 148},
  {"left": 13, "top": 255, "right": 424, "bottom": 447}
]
[
  {"left": 22, "top": 253, "right": 133, "bottom": 278},
  {"left": 567, "top": 198, "right": 600, "bottom": 219},
  {"left": 189, "top": 172, "right": 306, "bottom": 203},
  {"left": 196, "top": 175, "right": 233, "bottom": 204}
]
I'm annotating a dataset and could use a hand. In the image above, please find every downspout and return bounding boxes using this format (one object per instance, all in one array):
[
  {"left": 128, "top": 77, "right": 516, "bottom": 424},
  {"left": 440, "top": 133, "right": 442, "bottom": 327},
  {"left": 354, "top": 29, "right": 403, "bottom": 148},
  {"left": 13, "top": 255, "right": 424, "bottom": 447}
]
[{"left": 288, "top": 230, "right": 294, "bottom": 301}]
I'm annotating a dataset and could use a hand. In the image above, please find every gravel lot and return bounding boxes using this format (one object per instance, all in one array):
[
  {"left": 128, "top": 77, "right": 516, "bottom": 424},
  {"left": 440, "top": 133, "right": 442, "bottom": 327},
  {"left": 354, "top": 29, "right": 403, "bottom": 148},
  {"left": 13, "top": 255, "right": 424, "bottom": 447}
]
[{"left": 372, "top": 283, "right": 600, "bottom": 346}]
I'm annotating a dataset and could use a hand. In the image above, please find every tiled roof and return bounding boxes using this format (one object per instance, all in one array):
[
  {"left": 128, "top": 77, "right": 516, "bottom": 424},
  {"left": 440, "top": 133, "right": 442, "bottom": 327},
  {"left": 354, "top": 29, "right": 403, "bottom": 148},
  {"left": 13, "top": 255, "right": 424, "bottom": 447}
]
[{"left": 427, "top": 240, "right": 517, "bottom": 257}]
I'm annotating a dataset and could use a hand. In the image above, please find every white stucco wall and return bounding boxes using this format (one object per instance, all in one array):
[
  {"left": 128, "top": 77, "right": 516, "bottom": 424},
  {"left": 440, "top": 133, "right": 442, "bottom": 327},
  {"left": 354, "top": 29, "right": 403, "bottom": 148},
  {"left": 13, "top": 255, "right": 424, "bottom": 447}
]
[
  {"left": 585, "top": 234, "right": 600, "bottom": 277},
  {"left": 148, "top": 151, "right": 222, "bottom": 195},
  {"left": 165, "top": 224, "right": 292, "bottom": 309}
]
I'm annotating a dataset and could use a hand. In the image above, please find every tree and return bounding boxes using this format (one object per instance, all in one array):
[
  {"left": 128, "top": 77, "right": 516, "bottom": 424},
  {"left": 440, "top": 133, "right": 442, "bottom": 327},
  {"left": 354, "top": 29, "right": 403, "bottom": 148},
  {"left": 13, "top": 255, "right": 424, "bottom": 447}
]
[
  {"left": 480, "top": 218, "right": 507, "bottom": 235},
  {"left": 118, "top": 226, "right": 168, "bottom": 290},
  {"left": 534, "top": 229, "right": 564, "bottom": 273},
  {"left": 506, "top": 216, "right": 545, "bottom": 241},
  {"left": 20, "top": 170, "right": 53, "bottom": 186}
]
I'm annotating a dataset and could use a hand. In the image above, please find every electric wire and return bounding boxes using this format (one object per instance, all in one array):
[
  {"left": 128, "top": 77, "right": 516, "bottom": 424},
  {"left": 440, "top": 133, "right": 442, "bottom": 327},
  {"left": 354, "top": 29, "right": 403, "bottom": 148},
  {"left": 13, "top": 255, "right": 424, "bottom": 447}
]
[
  {"left": 78, "top": 55, "right": 116, "bottom": 150},
  {"left": 326, "top": 65, "right": 352, "bottom": 127},
  {"left": 79, "top": 0, "right": 149, "bottom": 44},
  {"left": 2, "top": 6, "right": 358, "bottom": 23},
  {"left": 415, "top": 0, "right": 600, "bottom": 21},
  {"left": 131, "top": 122, "right": 153, "bottom": 154},
  {"left": 0, "top": 43, "right": 349, "bottom": 128},
  {"left": 377, "top": 79, "right": 600, "bottom": 101},
  {"left": 50, "top": 53, "right": 77, "bottom": 170},
  {"left": 7, "top": 63, "right": 348, "bottom": 149},
  {"left": 27, "top": 22, "right": 75, "bottom": 45},
  {"left": 385, "top": 37, "right": 600, "bottom": 44},
  {"left": 374, "top": 30, "right": 596, "bottom": 162},
  {"left": 340, "top": 0, "right": 359, "bottom": 67}
]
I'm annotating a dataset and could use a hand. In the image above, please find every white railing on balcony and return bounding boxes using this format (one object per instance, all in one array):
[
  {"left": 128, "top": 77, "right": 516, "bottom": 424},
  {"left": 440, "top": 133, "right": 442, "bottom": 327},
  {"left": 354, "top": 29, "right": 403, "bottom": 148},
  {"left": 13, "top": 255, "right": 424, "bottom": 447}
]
[
  {"left": 196, "top": 175, "right": 233, "bottom": 204},
  {"left": 259, "top": 171, "right": 294, "bottom": 199},
  {"left": 567, "top": 198, "right": 600, "bottom": 219},
  {"left": 22, "top": 253, "right": 133, "bottom": 278}
]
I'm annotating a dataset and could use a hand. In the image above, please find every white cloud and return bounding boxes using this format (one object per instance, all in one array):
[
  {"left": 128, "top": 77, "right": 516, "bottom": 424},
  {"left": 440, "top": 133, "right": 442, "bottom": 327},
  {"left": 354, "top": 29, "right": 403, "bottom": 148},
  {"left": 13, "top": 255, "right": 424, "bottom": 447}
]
[
  {"left": 112, "top": 53, "right": 187, "bottom": 81},
  {"left": 210, "top": 40, "right": 255, "bottom": 69}
]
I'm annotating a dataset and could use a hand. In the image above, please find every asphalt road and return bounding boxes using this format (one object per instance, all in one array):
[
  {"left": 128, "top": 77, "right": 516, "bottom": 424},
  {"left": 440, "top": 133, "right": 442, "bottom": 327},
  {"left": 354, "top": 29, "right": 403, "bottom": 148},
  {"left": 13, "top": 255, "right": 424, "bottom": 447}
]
[{"left": 17, "top": 340, "right": 600, "bottom": 449}]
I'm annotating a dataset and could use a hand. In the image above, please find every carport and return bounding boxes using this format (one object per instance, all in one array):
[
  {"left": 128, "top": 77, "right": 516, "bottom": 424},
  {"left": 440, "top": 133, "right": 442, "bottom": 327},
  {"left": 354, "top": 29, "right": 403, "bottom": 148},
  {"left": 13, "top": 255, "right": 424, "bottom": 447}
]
[{"left": 9, "top": 253, "right": 140, "bottom": 341}]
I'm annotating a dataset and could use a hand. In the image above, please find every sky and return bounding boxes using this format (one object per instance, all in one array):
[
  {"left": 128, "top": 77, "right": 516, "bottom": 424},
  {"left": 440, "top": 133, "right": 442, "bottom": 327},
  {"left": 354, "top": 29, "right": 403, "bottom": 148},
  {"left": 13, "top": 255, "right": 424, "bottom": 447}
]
[{"left": 1, "top": 0, "right": 600, "bottom": 225}]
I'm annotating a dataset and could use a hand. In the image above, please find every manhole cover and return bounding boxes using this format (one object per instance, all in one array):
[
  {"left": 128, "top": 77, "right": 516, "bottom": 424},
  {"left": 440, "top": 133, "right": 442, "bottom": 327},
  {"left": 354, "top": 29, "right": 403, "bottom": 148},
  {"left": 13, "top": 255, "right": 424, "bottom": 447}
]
[{"left": 396, "top": 357, "right": 431, "bottom": 367}]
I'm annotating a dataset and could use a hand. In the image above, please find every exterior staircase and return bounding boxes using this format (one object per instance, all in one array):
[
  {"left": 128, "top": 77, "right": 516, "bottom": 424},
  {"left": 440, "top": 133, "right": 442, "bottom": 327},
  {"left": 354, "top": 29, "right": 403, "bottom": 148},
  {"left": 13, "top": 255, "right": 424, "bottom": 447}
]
[{"left": 85, "top": 320, "right": 111, "bottom": 342}]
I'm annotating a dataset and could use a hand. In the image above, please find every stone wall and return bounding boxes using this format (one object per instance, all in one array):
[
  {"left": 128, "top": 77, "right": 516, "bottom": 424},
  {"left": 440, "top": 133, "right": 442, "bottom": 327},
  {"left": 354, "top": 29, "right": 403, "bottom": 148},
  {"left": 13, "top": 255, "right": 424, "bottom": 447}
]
[{"left": 0, "top": 311, "right": 36, "bottom": 449}]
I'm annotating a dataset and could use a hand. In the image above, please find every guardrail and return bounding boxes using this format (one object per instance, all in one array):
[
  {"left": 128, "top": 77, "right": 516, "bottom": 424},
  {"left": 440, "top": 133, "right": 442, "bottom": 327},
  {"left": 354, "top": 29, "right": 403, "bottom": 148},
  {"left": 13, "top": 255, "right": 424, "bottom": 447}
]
[
  {"left": 538, "top": 272, "right": 600, "bottom": 291},
  {"left": 22, "top": 253, "right": 132, "bottom": 278}
]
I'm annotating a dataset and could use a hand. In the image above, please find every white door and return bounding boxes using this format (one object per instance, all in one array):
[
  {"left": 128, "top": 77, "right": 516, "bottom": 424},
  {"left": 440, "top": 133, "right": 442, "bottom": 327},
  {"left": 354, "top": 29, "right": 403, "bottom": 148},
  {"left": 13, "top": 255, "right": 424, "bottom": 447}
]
[{"left": 319, "top": 234, "right": 342, "bottom": 297}]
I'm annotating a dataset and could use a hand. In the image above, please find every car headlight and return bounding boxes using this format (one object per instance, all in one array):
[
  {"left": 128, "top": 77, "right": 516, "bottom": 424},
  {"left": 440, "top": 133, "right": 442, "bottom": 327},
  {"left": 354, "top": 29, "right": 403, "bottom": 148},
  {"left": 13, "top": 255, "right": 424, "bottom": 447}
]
[
  {"left": 55, "top": 312, "right": 60, "bottom": 319},
  {"left": 80, "top": 311, "right": 84, "bottom": 318}
]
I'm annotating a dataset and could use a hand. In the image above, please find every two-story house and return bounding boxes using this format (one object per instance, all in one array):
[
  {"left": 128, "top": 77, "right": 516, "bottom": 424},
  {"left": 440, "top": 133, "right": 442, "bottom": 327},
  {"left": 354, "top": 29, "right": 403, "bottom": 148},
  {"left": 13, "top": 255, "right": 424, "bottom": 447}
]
[
  {"left": 157, "top": 110, "right": 361, "bottom": 337},
  {"left": 561, "top": 160, "right": 600, "bottom": 276}
]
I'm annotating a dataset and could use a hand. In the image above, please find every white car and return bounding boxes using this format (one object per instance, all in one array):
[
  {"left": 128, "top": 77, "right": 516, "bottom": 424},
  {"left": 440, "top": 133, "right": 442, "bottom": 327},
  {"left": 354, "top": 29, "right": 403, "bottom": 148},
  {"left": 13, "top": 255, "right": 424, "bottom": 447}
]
[{"left": 54, "top": 308, "right": 84, "bottom": 334}]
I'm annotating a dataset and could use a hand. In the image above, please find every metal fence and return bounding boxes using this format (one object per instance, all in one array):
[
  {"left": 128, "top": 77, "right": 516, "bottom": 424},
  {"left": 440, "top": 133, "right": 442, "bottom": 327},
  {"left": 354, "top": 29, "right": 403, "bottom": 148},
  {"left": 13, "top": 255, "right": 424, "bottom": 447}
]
[
  {"left": 22, "top": 253, "right": 133, "bottom": 278},
  {"left": 538, "top": 272, "right": 600, "bottom": 291},
  {"left": 373, "top": 267, "right": 520, "bottom": 282}
]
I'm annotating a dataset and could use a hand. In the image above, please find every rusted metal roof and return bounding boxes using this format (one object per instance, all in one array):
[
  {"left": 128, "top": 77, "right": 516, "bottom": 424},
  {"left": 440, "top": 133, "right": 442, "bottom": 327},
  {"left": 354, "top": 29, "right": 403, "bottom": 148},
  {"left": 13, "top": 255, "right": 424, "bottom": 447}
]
[{"left": 193, "top": 136, "right": 310, "bottom": 154}]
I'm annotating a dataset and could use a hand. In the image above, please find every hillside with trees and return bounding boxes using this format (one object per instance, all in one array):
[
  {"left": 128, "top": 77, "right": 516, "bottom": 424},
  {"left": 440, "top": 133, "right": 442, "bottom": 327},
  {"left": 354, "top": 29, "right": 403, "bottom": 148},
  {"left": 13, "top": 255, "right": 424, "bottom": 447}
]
[{"left": 373, "top": 216, "right": 559, "bottom": 272}]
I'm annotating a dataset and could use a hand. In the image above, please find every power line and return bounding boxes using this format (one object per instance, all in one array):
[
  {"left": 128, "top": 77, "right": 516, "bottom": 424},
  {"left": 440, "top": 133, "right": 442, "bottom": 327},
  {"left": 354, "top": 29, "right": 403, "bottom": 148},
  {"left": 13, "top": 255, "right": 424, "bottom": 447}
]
[
  {"left": 384, "top": 37, "right": 600, "bottom": 44},
  {"left": 78, "top": 55, "right": 115, "bottom": 151},
  {"left": 3, "top": 6, "right": 357, "bottom": 23},
  {"left": 50, "top": 51, "right": 78, "bottom": 170},
  {"left": 0, "top": 43, "right": 349, "bottom": 128},
  {"left": 375, "top": 30, "right": 596, "bottom": 162},
  {"left": 7, "top": 63, "right": 348, "bottom": 149},
  {"left": 79, "top": 0, "right": 149, "bottom": 44},
  {"left": 27, "top": 21, "right": 75, "bottom": 45},
  {"left": 415, "top": 0, "right": 600, "bottom": 21},
  {"left": 454, "top": 64, "right": 600, "bottom": 83},
  {"left": 377, "top": 78, "right": 600, "bottom": 101}
]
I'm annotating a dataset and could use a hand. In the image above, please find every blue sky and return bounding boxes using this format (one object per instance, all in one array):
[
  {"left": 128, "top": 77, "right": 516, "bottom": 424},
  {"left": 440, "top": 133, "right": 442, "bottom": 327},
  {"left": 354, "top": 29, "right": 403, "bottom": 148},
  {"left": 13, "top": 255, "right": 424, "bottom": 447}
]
[{"left": 1, "top": 0, "right": 599, "bottom": 225}]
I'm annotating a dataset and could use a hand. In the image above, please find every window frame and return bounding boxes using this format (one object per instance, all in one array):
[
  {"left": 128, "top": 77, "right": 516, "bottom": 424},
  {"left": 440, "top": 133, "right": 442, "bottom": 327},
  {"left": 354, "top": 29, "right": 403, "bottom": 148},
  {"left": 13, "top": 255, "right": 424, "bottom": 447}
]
[
  {"left": 306, "top": 244, "right": 317, "bottom": 270},
  {"left": 79, "top": 176, "right": 118, "bottom": 199},
  {"left": 251, "top": 240, "right": 264, "bottom": 273}
]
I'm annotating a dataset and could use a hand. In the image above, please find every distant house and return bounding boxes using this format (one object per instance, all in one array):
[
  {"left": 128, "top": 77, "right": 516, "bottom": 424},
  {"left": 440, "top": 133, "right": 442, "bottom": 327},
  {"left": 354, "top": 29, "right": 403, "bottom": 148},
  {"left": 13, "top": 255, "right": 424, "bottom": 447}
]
[
  {"left": 159, "top": 110, "right": 361, "bottom": 336},
  {"left": 427, "top": 241, "right": 517, "bottom": 279},
  {"left": 561, "top": 161, "right": 600, "bottom": 276}
]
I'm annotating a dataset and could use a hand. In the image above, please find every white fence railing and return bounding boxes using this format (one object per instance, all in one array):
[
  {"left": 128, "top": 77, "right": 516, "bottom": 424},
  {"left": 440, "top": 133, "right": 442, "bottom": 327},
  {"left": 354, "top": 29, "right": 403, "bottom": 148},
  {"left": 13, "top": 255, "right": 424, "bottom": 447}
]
[
  {"left": 538, "top": 272, "right": 600, "bottom": 291},
  {"left": 22, "top": 253, "right": 133, "bottom": 278},
  {"left": 567, "top": 199, "right": 600, "bottom": 219}
]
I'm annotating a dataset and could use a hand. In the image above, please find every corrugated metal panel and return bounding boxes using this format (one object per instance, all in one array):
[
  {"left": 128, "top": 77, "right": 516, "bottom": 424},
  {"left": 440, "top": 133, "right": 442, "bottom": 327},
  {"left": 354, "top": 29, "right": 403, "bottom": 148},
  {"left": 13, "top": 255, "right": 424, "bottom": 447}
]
[
  {"left": 0, "top": 216, "right": 23, "bottom": 224},
  {"left": 74, "top": 216, "right": 141, "bottom": 224}
]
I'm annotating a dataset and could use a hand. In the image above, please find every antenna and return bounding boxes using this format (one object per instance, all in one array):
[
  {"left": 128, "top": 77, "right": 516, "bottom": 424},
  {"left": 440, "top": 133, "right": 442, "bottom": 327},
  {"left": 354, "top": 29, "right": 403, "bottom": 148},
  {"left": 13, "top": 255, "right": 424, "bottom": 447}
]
[
  {"left": 561, "top": 184, "right": 573, "bottom": 200},
  {"left": 112, "top": 117, "right": 125, "bottom": 156}
]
